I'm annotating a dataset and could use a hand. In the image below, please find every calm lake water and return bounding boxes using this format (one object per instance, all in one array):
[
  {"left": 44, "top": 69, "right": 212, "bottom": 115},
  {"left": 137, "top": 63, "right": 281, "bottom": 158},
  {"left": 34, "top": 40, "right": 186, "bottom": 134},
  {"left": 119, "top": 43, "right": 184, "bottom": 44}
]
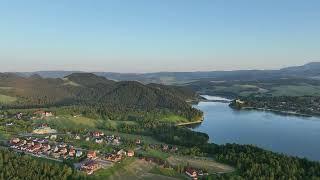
[{"left": 192, "top": 96, "right": 320, "bottom": 161}]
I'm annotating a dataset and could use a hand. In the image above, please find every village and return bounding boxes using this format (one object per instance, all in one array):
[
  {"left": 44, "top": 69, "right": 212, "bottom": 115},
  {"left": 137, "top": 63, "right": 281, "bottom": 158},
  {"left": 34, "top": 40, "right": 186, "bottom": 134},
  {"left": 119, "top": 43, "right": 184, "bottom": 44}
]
[
  {"left": 2, "top": 110, "right": 214, "bottom": 179},
  {"left": 9, "top": 130, "right": 135, "bottom": 175}
]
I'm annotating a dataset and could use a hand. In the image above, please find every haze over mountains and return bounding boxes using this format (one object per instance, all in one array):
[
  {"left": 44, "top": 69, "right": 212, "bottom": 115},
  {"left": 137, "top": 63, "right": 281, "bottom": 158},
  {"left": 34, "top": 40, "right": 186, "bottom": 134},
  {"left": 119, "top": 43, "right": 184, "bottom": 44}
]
[{"left": 9, "top": 62, "right": 320, "bottom": 84}]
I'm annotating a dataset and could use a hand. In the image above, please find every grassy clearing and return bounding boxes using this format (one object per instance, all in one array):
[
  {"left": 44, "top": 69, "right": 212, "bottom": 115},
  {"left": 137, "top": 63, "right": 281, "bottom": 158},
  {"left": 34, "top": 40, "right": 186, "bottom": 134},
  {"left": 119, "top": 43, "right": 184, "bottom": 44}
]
[
  {"left": 0, "top": 94, "right": 17, "bottom": 104},
  {"left": 138, "top": 149, "right": 170, "bottom": 160},
  {"left": 149, "top": 166, "right": 185, "bottom": 179},
  {"left": 160, "top": 115, "right": 189, "bottom": 123},
  {"left": 270, "top": 85, "right": 320, "bottom": 96},
  {"left": 37, "top": 115, "right": 100, "bottom": 130},
  {"left": 92, "top": 158, "right": 135, "bottom": 179},
  {"left": 0, "top": 87, "right": 13, "bottom": 90},
  {"left": 102, "top": 130, "right": 161, "bottom": 144},
  {"left": 62, "top": 78, "right": 81, "bottom": 86},
  {"left": 167, "top": 156, "right": 234, "bottom": 174},
  {"left": 94, "top": 158, "right": 180, "bottom": 180}
]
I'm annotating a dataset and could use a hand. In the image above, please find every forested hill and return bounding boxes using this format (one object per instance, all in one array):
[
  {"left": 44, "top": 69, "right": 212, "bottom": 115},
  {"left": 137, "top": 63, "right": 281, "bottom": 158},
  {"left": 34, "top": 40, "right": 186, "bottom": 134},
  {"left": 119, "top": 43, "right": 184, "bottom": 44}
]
[{"left": 0, "top": 73, "right": 202, "bottom": 120}]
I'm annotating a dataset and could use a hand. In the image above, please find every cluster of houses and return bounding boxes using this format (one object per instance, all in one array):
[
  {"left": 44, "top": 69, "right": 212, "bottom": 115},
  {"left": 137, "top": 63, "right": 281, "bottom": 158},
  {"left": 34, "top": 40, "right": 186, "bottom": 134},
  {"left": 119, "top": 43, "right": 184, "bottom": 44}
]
[
  {"left": 80, "top": 149, "right": 135, "bottom": 175},
  {"left": 185, "top": 167, "right": 208, "bottom": 180},
  {"left": 74, "top": 131, "right": 122, "bottom": 145},
  {"left": 9, "top": 137, "right": 84, "bottom": 160},
  {"left": 32, "top": 110, "right": 54, "bottom": 119},
  {"left": 11, "top": 110, "right": 54, "bottom": 121},
  {"left": 149, "top": 144, "right": 179, "bottom": 153},
  {"left": 105, "top": 149, "right": 135, "bottom": 162}
]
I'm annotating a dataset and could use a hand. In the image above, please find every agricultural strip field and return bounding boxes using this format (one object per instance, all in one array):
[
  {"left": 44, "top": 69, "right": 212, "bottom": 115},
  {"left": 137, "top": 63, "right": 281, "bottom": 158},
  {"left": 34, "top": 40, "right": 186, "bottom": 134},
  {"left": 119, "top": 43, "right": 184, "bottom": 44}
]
[{"left": 167, "top": 156, "right": 234, "bottom": 174}]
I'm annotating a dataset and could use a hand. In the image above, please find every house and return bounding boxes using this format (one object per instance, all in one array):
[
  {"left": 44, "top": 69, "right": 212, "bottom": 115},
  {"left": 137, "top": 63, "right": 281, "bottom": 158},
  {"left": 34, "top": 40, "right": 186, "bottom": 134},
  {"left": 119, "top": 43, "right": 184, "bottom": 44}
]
[
  {"left": 185, "top": 167, "right": 197, "bottom": 179},
  {"left": 16, "top": 113, "right": 23, "bottom": 120},
  {"left": 87, "top": 151, "right": 97, "bottom": 159},
  {"left": 76, "top": 150, "right": 83, "bottom": 157},
  {"left": 42, "top": 144, "right": 51, "bottom": 151},
  {"left": 69, "top": 148, "right": 76, "bottom": 157},
  {"left": 60, "top": 147, "right": 68, "bottom": 155},
  {"left": 81, "top": 161, "right": 101, "bottom": 175},
  {"left": 95, "top": 138, "right": 103, "bottom": 144},
  {"left": 135, "top": 139, "right": 141, "bottom": 145},
  {"left": 235, "top": 99, "right": 245, "bottom": 105},
  {"left": 91, "top": 131, "right": 104, "bottom": 137},
  {"left": 10, "top": 137, "right": 20, "bottom": 144},
  {"left": 29, "top": 143, "right": 42, "bottom": 152},
  {"left": 117, "top": 149, "right": 126, "bottom": 156},
  {"left": 113, "top": 138, "right": 120, "bottom": 145},
  {"left": 6, "top": 122, "right": 14, "bottom": 126},
  {"left": 53, "top": 146, "right": 59, "bottom": 153},
  {"left": 33, "top": 110, "right": 53, "bottom": 118},
  {"left": 105, "top": 154, "right": 122, "bottom": 162},
  {"left": 74, "top": 135, "right": 81, "bottom": 140},
  {"left": 162, "top": 144, "right": 169, "bottom": 151},
  {"left": 45, "top": 111, "right": 53, "bottom": 117},
  {"left": 50, "top": 135, "right": 57, "bottom": 140},
  {"left": 85, "top": 137, "right": 90, "bottom": 141},
  {"left": 127, "top": 150, "right": 134, "bottom": 157}
]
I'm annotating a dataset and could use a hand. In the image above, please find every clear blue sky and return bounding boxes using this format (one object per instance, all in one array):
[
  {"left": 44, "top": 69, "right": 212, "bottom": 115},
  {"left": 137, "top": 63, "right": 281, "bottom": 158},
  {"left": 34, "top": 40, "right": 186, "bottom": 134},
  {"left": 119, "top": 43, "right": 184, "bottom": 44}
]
[{"left": 0, "top": 0, "right": 319, "bottom": 72}]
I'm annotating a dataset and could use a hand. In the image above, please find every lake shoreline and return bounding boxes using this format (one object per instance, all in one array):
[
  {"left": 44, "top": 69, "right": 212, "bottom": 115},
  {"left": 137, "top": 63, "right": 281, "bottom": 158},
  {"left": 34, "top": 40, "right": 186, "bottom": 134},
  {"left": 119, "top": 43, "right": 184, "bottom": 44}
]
[
  {"left": 176, "top": 120, "right": 203, "bottom": 126},
  {"left": 240, "top": 107, "right": 313, "bottom": 117}
]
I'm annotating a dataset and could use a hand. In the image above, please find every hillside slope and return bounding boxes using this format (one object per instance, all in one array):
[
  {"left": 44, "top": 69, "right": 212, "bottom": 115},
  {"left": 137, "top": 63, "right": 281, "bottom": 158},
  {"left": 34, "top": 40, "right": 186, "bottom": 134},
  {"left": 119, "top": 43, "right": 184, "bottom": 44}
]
[{"left": 0, "top": 73, "right": 202, "bottom": 120}]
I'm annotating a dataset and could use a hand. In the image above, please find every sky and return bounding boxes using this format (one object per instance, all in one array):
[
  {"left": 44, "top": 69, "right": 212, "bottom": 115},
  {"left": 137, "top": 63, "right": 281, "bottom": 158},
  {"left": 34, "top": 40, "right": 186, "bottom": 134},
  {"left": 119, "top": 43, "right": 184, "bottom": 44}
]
[{"left": 0, "top": 0, "right": 319, "bottom": 72}]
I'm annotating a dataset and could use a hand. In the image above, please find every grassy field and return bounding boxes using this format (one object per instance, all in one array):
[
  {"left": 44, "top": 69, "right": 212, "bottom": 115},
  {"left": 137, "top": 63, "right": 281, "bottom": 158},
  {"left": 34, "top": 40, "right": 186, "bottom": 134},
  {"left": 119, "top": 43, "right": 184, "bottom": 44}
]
[
  {"left": 167, "top": 156, "right": 234, "bottom": 174},
  {"left": 270, "top": 85, "right": 320, "bottom": 96},
  {"left": 36, "top": 115, "right": 101, "bottom": 130},
  {"left": 149, "top": 167, "right": 186, "bottom": 179},
  {"left": 0, "top": 87, "right": 14, "bottom": 90},
  {"left": 102, "top": 130, "right": 161, "bottom": 144},
  {"left": 0, "top": 94, "right": 17, "bottom": 104},
  {"left": 160, "top": 115, "right": 189, "bottom": 123},
  {"left": 137, "top": 149, "right": 170, "bottom": 160},
  {"left": 94, "top": 158, "right": 180, "bottom": 180}
]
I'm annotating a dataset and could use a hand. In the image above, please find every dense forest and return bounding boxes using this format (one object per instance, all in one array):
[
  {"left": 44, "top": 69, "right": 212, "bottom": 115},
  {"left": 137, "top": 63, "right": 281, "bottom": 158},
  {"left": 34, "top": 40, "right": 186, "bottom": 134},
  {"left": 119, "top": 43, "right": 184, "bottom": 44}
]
[
  {"left": 0, "top": 148, "right": 84, "bottom": 180},
  {"left": 230, "top": 96, "right": 320, "bottom": 116},
  {"left": 0, "top": 73, "right": 202, "bottom": 121},
  {"left": 211, "top": 144, "right": 320, "bottom": 180}
]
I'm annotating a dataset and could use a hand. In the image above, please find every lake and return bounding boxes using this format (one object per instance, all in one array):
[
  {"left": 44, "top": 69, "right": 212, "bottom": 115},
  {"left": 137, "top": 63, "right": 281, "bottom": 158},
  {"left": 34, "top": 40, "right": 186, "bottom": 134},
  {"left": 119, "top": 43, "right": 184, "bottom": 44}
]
[{"left": 192, "top": 96, "right": 320, "bottom": 161}]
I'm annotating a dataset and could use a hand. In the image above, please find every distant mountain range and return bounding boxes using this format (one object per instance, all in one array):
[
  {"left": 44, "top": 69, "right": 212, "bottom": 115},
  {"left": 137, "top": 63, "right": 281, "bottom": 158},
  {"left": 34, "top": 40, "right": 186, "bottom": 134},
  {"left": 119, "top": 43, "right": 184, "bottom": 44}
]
[{"left": 11, "top": 62, "right": 320, "bottom": 84}]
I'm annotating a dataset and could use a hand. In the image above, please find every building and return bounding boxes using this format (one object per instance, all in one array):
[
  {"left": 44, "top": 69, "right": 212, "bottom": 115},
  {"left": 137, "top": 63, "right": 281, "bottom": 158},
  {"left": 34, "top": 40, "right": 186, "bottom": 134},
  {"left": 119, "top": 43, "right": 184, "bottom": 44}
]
[
  {"left": 235, "top": 99, "right": 245, "bottom": 105},
  {"left": 10, "top": 137, "right": 20, "bottom": 144},
  {"left": 91, "top": 131, "right": 104, "bottom": 137},
  {"left": 75, "top": 135, "right": 81, "bottom": 140},
  {"left": 127, "top": 150, "right": 134, "bottom": 157},
  {"left": 76, "top": 150, "right": 83, "bottom": 157},
  {"left": 81, "top": 161, "right": 101, "bottom": 175},
  {"left": 87, "top": 151, "right": 97, "bottom": 159},
  {"left": 185, "top": 167, "right": 197, "bottom": 179},
  {"left": 33, "top": 110, "right": 53, "bottom": 118},
  {"left": 117, "top": 149, "right": 126, "bottom": 156},
  {"left": 60, "top": 147, "right": 68, "bottom": 155},
  {"left": 50, "top": 135, "right": 57, "bottom": 140},
  {"left": 95, "top": 138, "right": 103, "bottom": 144},
  {"left": 135, "top": 139, "right": 141, "bottom": 145},
  {"left": 69, "top": 148, "right": 76, "bottom": 157}
]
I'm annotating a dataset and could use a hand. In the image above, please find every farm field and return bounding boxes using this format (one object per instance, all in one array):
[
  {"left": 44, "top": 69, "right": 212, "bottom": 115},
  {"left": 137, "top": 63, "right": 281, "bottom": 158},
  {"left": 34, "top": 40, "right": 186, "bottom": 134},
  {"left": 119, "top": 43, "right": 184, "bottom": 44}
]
[
  {"left": 167, "top": 156, "right": 234, "bottom": 174},
  {"left": 94, "top": 158, "right": 180, "bottom": 180},
  {"left": 270, "top": 85, "right": 320, "bottom": 96},
  {"left": 0, "top": 94, "right": 17, "bottom": 104}
]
